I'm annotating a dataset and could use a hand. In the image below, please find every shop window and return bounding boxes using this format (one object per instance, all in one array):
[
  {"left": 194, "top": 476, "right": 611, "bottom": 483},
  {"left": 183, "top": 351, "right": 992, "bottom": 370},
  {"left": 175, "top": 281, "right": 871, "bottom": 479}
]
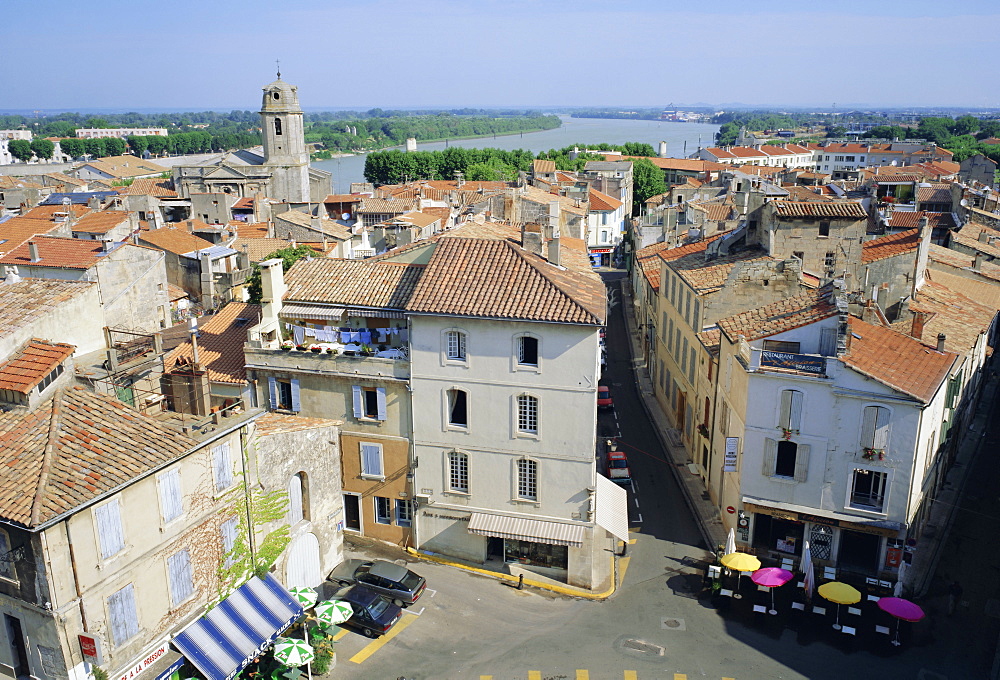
[
  {"left": 850, "top": 469, "right": 887, "bottom": 511},
  {"left": 503, "top": 539, "right": 567, "bottom": 570}
]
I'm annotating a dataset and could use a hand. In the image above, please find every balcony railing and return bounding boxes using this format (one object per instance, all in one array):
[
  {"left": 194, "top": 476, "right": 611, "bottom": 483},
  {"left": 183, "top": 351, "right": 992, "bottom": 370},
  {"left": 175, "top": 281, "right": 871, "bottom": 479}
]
[{"left": 244, "top": 345, "right": 410, "bottom": 380}]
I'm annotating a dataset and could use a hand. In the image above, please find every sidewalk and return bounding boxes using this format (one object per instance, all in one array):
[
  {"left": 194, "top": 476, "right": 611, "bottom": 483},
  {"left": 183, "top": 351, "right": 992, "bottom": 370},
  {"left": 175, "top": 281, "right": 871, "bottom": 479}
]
[{"left": 616, "top": 278, "right": 727, "bottom": 552}]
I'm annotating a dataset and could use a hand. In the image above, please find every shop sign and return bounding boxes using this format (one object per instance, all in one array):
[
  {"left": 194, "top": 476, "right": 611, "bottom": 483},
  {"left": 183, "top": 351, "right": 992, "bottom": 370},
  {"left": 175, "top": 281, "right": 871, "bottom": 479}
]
[
  {"left": 116, "top": 643, "right": 168, "bottom": 680},
  {"left": 590, "top": 248, "right": 612, "bottom": 254},
  {"left": 421, "top": 511, "right": 469, "bottom": 522},
  {"left": 760, "top": 351, "right": 826, "bottom": 375},
  {"left": 723, "top": 437, "right": 739, "bottom": 472},
  {"left": 78, "top": 634, "right": 103, "bottom": 665}
]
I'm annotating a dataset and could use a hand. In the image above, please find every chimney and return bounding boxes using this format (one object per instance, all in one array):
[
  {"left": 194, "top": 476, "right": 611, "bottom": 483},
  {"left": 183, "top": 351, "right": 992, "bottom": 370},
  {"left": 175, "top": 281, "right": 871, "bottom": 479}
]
[
  {"left": 259, "top": 257, "right": 286, "bottom": 328},
  {"left": 28, "top": 241, "right": 40, "bottom": 262},
  {"left": 547, "top": 233, "right": 561, "bottom": 266},
  {"left": 88, "top": 195, "right": 101, "bottom": 210},
  {"left": 521, "top": 223, "right": 543, "bottom": 256},
  {"left": 974, "top": 252, "right": 985, "bottom": 271},
  {"left": 910, "top": 311, "right": 926, "bottom": 340},
  {"left": 936, "top": 333, "right": 946, "bottom": 352}
]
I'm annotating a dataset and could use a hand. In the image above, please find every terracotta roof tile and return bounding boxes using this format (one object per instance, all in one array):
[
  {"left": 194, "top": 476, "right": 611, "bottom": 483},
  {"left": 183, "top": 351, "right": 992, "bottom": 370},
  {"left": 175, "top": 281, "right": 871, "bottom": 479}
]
[
  {"left": 0, "top": 217, "right": 66, "bottom": 255},
  {"left": 0, "top": 279, "right": 96, "bottom": 339},
  {"left": 841, "top": 317, "right": 956, "bottom": 403},
  {"left": 164, "top": 303, "right": 260, "bottom": 384},
  {"left": 79, "top": 155, "right": 169, "bottom": 179},
  {"left": 862, "top": 229, "right": 920, "bottom": 263},
  {"left": 0, "top": 340, "right": 75, "bottom": 393},
  {"left": 905, "top": 280, "right": 998, "bottom": 354},
  {"left": 917, "top": 184, "right": 953, "bottom": 205},
  {"left": 951, "top": 221, "right": 1000, "bottom": 260},
  {"left": 0, "top": 236, "right": 117, "bottom": 269},
  {"left": 926, "top": 267, "right": 1000, "bottom": 310},
  {"left": 285, "top": 258, "right": 423, "bottom": 309},
  {"left": 928, "top": 243, "right": 1000, "bottom": 281},
  {"left": 115, "top": 178, "right": 177, "bottom": 197},
  {"left": 324, "top": 194, "right": 364, "bottom": 203},
  {"left": 232, "top": 237, "right": 306, "bottom": 263},
  {"left": 533, "top": 159, "right": 556, "bottom": 173},
  {"left": 772, "top": 201, "right": 867, "bottom": 219},
  {"left": 589, "top": 188, "right": 623, "bottom": 212},
  {"left": 70, "top": 210, "right": 130, "bottom": 234},
  {"left": 138, "top": 227, "right": 215, "bottom": 255},
  {"left": 698, "top": 328, "right": 721, "bottom": 356},
  {"left": 256, "top": 412, "right": 340, "bottom": 436},
  {"left": 886, "top": 211, "right": 924, "bottom": 229},
  {"left": 665, "top": 243, "right": 772, "bottom": 294},
  {"left": 718, "top": 286, "right": 838, "bottom": 342}
]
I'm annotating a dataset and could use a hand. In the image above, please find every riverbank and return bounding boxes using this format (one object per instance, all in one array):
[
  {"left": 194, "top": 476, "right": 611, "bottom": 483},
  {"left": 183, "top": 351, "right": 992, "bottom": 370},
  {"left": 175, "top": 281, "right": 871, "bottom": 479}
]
[{"left": 314, "top": 124, "right": 561, "bottom": 160}]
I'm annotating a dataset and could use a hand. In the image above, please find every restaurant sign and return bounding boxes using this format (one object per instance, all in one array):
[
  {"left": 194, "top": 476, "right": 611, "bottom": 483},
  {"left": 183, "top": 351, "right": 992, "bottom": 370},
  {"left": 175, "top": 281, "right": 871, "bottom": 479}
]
[{"left": 760, "top": 351, "right": 825, "bottom": 375}]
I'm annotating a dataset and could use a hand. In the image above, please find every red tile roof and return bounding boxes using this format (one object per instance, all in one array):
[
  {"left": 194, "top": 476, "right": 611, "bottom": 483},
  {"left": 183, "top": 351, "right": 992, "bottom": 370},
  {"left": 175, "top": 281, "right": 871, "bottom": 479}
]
[
  {"left": 841, "top": 317, "right": 956, "bottom": 403},
  {"left": 115, "top": 178, "right": 177, "bottom": 197},
  {"left": 256, "top": 412, "right": 340, "bottom": 436},
  {"left": 285, "top": 258, "right": 423, "bottom": 309},
  {"left": 886, "top": 211, "right": 924, "bottom": 229},
  {"left": 533, "top": 159, "right": 556, "bottom": 174},
  {"left": 71, "top": 210, "right": 130, "bottom": 234},
  {"left": 862, "top": 229, "right": 920, "bottom": 263},
  {"left": 717, "top": 286, "right": 837, "bottom": 343},
  {"left": 589, "top": 188, "right": 623, "bottom": 212},
  {"left": 0, "top": 279, "right": 96, "bottom": 337},
  {"left": 772, "top": 201, "right": 867, "bottom": 219},
  {"left": 671, "top": 247, "right": 773, "bottom": 294},
  {"left": 139, "top": 227, "right": 216, "bottom": 255},
  {"left": 0, "top": 236, "right": 113, "bottom": 269},
  {"left": 0, "top": 340, "right": 75, "bottom": 394},
  {"left": 904, "top": 280, "right": 998, "bottom": 354},
  {"left": 164, "top": 303, "right": 261, "bottom": 384},
  {"left": 233, "top": 221, "right": 270, "bottom": 238},
  {"left": 324, "top": 194, "right": 364, "bottom": 203}
]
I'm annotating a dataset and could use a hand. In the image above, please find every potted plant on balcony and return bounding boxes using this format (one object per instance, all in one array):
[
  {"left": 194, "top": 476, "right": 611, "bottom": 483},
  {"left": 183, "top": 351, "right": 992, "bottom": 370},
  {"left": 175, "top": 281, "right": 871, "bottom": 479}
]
[
  {"left": 310, "top": 344, "right": 323, "bottom": 353},
  {"left": 295, "top": 344, "right": 307, "bottom": 351},
  {"left": 360, "top": 344, "right": 374, "bottom": 356},
  {"left": 280, "top": 341, "right": 293, "bottom": 351},
  {"left": 697, "top": 423, "right": 710, "bottom": 438},
  {"left": 778, "top": 427, "right": 799, "bottom": 441},
  {"left": 862, "top": 447, "right": 885, "bottom": 461},
  {"left": 325, "top": 347, "right": 338, "bottom": 355}
]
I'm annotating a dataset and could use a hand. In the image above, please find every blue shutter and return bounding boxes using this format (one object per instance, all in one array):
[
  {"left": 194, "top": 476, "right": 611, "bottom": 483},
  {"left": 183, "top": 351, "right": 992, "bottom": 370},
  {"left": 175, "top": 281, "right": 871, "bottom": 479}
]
[
  {"left": 268, "top": 377, "right": 278, "bottom": 410},
  {"left": 352, "top": 385, "right": 363, "bottom": 419},
  {"left": 290, "top": 378, "right": 301, "bottom": 412},
  {"left": 376, "top": 387, "right": 387, "bottom": 421}
]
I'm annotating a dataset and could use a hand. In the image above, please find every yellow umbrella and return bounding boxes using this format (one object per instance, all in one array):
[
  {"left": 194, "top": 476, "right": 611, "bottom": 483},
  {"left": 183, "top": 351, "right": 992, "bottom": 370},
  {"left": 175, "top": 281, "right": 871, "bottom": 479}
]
[
  {"left": 818, "top": 581, "right": 861, "bottom": 629},
  {"left": 720, "top": 552, "right": 760, "bottom": 598}
]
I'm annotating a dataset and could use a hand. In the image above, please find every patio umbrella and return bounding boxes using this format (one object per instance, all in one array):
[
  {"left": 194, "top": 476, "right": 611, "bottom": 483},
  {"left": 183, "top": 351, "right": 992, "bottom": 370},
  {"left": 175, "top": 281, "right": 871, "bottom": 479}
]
[
  {"left": 878, "top": 597, "right": 925, "bottom": 647},
  {"left": 894, "top": 560, "right": 907, "bottom": 598},
  {"left": 800, "top": 540, "right": 815, "bottom": 600},
  {"left": 288, "top": 586, "right": 318, "bottom": 609},
  {"left": 751, "top": 567, "right": 794, "bottom": 615},
  {"left": 725, "top": 527, "right": 736, "bottom": 557},
  {"left": 721, "top": 552, "right": 761, "bottom": 598},
  {"left": 272, "top": 638, "right": 314, "bottom": 667},
  {"left": 314, "top": 599, "right": 354, "bottom": 626},
  {"left": 818, "top": 581, "right": 861, "bottom": 630}
]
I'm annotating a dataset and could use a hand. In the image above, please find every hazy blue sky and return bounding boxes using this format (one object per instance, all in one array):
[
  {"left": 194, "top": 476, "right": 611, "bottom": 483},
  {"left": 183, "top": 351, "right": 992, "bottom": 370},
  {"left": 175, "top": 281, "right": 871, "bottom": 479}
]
[{"left": 6, "top": 0, "right": 1000, "bottom": 111}]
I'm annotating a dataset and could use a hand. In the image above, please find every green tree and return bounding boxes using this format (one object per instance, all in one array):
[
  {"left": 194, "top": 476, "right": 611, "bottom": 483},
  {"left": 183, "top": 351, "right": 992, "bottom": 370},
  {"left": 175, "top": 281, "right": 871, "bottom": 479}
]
[
  {"left": 103, "top": 137, "right": 126, "bottom": 156},
  {"left": 85, "top": 117, "right": 111, "bottom": 129},
  {"left": 7, "top": 139, "right": 33, "bottom": 162},
  {"left": 127, "top": 135, "right": 148, "bottom": 156},
  {"left": 29, "top": 138, "right": 54, "bottom": 160},
  {"left": 59, "top": 138, "right": 85, "bottom": 158},
  {"left": 83, "top": 138, "right": 107, "bottom": 159},
  {"left": 976, "top": 121, "right": 1000, "bottom": 140},
  {"left": 631, "top": 158, "right": 667, "bottom": 215},
  {"left": 145, "top": 135, "right": 168, "bottom": 156},
  {"left": 716, "top": 122, "right": 740, "bottom": 146},
  {"left": 951, "top": 115, "right": 980, "bottom": 137},
  {"left": 245, "top": 244, "right": 318, "bottom": 304},
  {"left": 915, "top": 117, "right": 953, "bottom": 144}
]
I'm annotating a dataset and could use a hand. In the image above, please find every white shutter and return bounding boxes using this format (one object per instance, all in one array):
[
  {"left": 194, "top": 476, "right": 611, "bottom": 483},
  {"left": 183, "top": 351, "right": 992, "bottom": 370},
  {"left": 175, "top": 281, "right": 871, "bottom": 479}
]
[
  {"left": 290, "top": 378, "right": 301, "bottom": 412},
  {"left": 268, "top": 377, "right": 278, "bottom": 410},
  {"left": 360, "top": 443, "right": 383, "bottom": 477},
  {"left": 873, "top": 408, "right": 890, "bottom": 449},
  {"left": 761, "top": 438, "right": 777, "bottom": 477},
  {"left": 861, "top": 406, "right": 878, "bottom": 448},
  {"left": 108, "top": 584, "right": 138, "bottom": 646},
  {"left": 157, "top": 469, "right": 182, "bottom": 522},
  {"left": 213, "top": 442, "right": 233, "bottom": 491},
  {"left": 789, "top": 391, "right": 803, "bottom": 431},
  {"left": 376, "top": 387, "right": 387, "bottom": 421},
  {"left": 95, "top": 499, "right": 125, "bottom": 559},
  {"left": 352, "top": 385, "right": 363, "bottom": 419},
  {"left": 167, "top": 549, "right": 194, "bottom": 606},
  {"left": 778, "top": 390, "right": 792, "bottom": 429},
  {"left": 287, "top": 475, "right": 304, "bottom": 525},
  {"left": 820, "top": 327, "right": 837, "bottom": 356},
  {"left": 793, "top": 444, "right": 810, "bottom": 482}
]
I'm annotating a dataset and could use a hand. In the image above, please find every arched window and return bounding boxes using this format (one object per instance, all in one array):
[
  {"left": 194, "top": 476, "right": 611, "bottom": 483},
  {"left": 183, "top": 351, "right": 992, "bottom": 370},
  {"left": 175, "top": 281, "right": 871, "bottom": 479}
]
[
  {"left": 287, "top": 472, "right": 309, "bottom": 524},
  {"left": 274, "top": 117, "right": 282, "bottom": 136}
]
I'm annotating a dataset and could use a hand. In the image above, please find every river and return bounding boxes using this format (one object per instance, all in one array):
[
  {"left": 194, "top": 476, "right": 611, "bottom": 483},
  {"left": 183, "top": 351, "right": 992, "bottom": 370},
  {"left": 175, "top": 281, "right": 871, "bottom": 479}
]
[{"left": 313, "top": 115, "right": 719, "bottom": 193}]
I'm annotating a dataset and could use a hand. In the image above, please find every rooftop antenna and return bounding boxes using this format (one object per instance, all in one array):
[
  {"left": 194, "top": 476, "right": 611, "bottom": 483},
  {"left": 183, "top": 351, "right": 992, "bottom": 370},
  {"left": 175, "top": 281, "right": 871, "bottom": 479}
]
[{"left": 276, "top": 59, "right": 281, "bottom": 79}]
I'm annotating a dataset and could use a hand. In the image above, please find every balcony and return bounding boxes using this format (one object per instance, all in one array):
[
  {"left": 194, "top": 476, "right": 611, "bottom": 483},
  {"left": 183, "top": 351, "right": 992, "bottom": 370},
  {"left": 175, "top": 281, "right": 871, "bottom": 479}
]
[{"left": 244, "top": 345, "right": 410, "bottom": 381}]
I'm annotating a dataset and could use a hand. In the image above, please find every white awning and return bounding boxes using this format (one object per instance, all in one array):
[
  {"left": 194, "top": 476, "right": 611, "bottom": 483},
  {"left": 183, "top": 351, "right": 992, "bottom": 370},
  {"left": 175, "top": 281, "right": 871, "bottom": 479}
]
[
  {"left": 468, "top": 512, "right": 584, "bottom": 547},
  {"left": 280, "top": 303, "right": 345, "bottom": 321},
  {"left": 345, "top": 308, "right": 405, "bottom": 319},
  {"left": 595, "top": 474, "right": 629, "bottom": 542}
]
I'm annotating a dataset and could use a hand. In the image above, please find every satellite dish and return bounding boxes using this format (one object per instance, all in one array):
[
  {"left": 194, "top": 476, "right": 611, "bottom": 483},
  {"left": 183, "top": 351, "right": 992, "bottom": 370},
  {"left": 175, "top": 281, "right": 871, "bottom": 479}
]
[{"left": 342, "top": 213, "right": 350, "bottom": 220}]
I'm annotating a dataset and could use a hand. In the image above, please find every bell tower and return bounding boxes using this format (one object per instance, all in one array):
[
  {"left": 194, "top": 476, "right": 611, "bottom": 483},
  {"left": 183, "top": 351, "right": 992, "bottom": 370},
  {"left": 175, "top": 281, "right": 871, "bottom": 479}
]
[{"left": 259, "top": 72, "right": 310, "bottom": 202}]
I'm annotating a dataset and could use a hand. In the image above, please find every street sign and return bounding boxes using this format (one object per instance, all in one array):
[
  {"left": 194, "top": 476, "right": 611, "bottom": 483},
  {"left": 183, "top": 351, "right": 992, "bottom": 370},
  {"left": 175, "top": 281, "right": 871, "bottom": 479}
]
[{"left": 724, "top": 437, "right": 739, "bottom": 472}]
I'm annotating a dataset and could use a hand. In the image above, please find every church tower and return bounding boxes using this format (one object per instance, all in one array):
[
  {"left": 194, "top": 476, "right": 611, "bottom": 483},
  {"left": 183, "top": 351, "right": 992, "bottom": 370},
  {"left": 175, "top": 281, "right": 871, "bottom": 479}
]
[{"left": 260, "top": 75, "right": 310, "bottom": 202}]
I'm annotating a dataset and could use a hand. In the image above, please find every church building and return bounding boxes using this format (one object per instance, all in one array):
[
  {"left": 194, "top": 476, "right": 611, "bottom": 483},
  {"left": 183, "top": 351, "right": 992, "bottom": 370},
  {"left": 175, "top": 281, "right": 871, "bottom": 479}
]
[{"left": 172, "top": 76, "right": 331, "bottom": 204}]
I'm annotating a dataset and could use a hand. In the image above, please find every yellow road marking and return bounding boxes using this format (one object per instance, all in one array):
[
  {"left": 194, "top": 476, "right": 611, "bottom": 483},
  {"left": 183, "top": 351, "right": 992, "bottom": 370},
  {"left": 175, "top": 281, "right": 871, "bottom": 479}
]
[
  {"left": 331, "top": 627, "right": 350, "bottom": 642},
  {"left": 629, "top": 527, "right": 640, "bottom": 532},
  {"left": 576, "top": 671, "right": 589, "bottom": 680},
  {"left": 619, "top": 555, "right": 632, "bottom": 583},
  {"left": 528, "top": 673, "right": 542, "bottom": 680},
  {"left": 480, "top": 677, "right": 492, "bottom": 680},
  {"left": 628, "top": 538, "right": 637, "bottom": 544},
  {"left": 624, "top": 672, "right": 638, "bottom": 680},
  {"left": 349, "top": 614, "right": 418, "bottom": 664},
  {"left": 675, "top": 674, "right": 687, "bottom": 680}
]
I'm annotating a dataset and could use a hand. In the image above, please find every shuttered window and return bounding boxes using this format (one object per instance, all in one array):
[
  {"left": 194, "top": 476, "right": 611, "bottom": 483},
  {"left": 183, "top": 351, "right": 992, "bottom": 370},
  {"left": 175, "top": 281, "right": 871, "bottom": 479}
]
[
  {"left": 108, "top": 584, "right": 139, "bottom": 646},
  {"left": 95, "top": 499, "right": 125, "bottom": 559},
  {"left": 764, "top": 437, "right": 809, "bottom": 482},
  {"left": 167, "top": 549, "right": 194, "bottom": 606},
  {"left": 860, "top": 406, "right": 890, "bottom": 449},
  {"left": 213, "top": 442, "right": 233, "bottom": 491},
  {"left": 360, "top": 443, "right": 384, "bottom": 478},
  {"left": 157, "top": 469, "right": 183, "bottom": 523},
  {"left": 220, "top": 517, "right": 238, "bottom": 568},
  {"left": 778, "top": 390, "right": 804, "bottom": 431}
]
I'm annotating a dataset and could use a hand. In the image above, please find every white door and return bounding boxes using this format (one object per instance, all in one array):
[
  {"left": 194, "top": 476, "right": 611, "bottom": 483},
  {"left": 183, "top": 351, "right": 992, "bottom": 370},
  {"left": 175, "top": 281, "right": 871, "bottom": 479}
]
[{"left": 285, "top": 532, "right": 321, "bottom": 588}]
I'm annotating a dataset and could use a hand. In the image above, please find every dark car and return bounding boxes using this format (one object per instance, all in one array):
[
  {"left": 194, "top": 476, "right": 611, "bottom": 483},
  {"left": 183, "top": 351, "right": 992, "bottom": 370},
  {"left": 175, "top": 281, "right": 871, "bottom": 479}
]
[
  {"left": 339, "top": 585, "right": 402, "bottom": 638},
  {"left": 329, "top": 559, "right": 427, "bottom": 606}
]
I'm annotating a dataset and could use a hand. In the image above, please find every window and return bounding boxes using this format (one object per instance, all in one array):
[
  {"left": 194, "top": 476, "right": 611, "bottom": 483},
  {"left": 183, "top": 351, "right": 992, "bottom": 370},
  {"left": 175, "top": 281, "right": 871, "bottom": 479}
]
[
  {"left": 850, "top": 469, "right": 888, "bottom": 511},
  {"left": 516, "top": 336, "right": 539, "bottom": 367},
  {"left": 37, "top": 363, "right": 63, "bottom": 393},
  {"left": 374, "top": 497, "right": 391, "bottom": 524},
  {"left": 763, "top": 340, "right": 800, "bottom": 353},
  {"left": 107, "top": 584, "right": 139, "bottom": 647},
  {"left": 762, "top": 437, "right": 809, "bottom": 482},
  {"left": 819, "top": 221, "right": 830, "bottom": 237},
  {"left": 824, "top": 251, "right": 835, "bottom": 269},
  {"left": 448, "top": 451, "right": 469, "bottom": 493},
  {"left": 212, "top": 442, "right": 233, "bottom": 492},
  {"left": 0, "top": 530, "right": 13, "bottom": 580},
  {"left": 360, "top": 442, "right": 384, "bottom": 479},
  {"left": 167, "top": 549, "right": 194, "bottom": 607},
  {"left": 778, "top": 389, "right": 803, "bottom": 431},
  {"left": 395, "top": 500, "right": 414, "bottom": 527},
  {"left": 157, "top": 469, "right": 183, "bottom": 523},
  {"left": 447, "top": 389, "right": 468, "bottom": 427},
  {"left": 287, "top": 473, "right": 304, "bottom": 525},
  {"left": 445, "top": 330, "right": 466, "bottom": 361},
  {"left": 267, "top": 377, "right": 300, "bottom": 411},
  {"left": 220, "top": 517, "right": 238, "bottom": 568},
  {"left": 693, "top": 299, "right": 700, "bottom": 330},
  {"left": 352, "top": 385, "right": 387, "bottom": 420},
  {"left": 95, "top": 499, "right": 125, "bottom": 559},
  {"left": 792, "top": 251, "right": 804, "bottom": 262},
  {"left": 504, "top": 539, "right": 567, "bottom": 570},
  {"left": 273, "top": 117, "right": 282, "bottom": 136},
  {"left": 517, "top": 395, "right": 538, "bottom": 434},
  {"left": 688, "top": 347, "right": 696, "bottom": 384},
  {"left": 860, "top": 405, "right": 890, "bottom": 450},
  {"left": 516, "top": 458, "right": 538, "bottom": 501}
]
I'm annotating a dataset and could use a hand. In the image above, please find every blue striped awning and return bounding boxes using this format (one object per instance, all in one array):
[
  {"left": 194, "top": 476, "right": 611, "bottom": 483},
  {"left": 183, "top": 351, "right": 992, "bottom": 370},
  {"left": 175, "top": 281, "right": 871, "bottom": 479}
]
[{"left": 171, "top": 574, "right": 303, "bottom": 680}]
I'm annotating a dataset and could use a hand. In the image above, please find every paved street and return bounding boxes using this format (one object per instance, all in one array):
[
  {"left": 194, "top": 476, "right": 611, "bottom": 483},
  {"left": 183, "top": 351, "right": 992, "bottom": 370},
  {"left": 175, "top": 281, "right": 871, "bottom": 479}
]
[{"left": 324, "top": 271, "right": 991, "bottom": 680}]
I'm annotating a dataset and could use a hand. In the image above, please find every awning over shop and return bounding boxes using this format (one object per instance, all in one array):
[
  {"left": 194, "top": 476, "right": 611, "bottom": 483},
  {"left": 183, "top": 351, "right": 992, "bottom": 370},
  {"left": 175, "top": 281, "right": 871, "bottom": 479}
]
[
  {"left": 344, "top": 308, "right": 405, "bottom": 319},
  {"left": 595, "top": 475, "right": 629, "bottom": 542},
  {"left": 468, "top": 512, "right": 585, "bottom": 547},
  {"left": 280, "top": 303, "right": 345, "bottom": 321},
  {"left": 171, "top": 574, "right": 303, "bottom": 680}
]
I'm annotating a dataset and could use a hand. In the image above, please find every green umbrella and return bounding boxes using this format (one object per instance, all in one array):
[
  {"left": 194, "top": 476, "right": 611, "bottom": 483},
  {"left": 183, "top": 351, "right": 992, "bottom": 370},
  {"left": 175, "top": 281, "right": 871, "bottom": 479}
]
[
  {"left": 287, "top": 586, "right": 318, "bottom": 608},
  {"left": 272, "top": 638, "right": 314, "bottom": 667},
  {"left": 314, "top": 599, "right": 354, "bottom": 626}
]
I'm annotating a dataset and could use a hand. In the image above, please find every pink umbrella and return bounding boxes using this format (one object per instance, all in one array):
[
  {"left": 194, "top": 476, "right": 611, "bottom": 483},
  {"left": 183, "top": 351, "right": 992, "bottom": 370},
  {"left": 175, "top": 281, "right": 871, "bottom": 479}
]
[
  {"left": 878, "top": 597, "right": 925, "bottom": 646},
  {"left": 751, "top": 567, "right": 794, "bottom": 615}
]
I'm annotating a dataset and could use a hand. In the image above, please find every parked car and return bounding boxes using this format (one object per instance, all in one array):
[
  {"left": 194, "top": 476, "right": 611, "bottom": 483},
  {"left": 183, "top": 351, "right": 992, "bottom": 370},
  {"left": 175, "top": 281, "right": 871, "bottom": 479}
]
[
  {"left": 607, "top": 450, "right": 631, "bottom": 484},
  {"left": 597, "top": 385, "right": 613, "bottom": 409},
  {"left": 329, "top": 559, "right": 427, "bottom": 606},
  {"left": 337, "top": 585, "right": 403, "bottom": 638}
]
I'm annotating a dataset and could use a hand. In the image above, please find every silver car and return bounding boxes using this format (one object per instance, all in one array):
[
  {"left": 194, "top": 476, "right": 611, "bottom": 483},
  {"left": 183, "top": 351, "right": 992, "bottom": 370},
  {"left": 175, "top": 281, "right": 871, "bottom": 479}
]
[{"left": 328, "top": 559, "right": 427, "bottom": 607}]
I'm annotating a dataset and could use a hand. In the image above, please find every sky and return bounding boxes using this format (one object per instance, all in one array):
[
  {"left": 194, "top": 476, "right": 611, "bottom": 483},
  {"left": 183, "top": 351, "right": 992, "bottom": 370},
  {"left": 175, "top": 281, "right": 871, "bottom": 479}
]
[{"left": 5, "top": 0, "right": 1000, "bottom": 112}]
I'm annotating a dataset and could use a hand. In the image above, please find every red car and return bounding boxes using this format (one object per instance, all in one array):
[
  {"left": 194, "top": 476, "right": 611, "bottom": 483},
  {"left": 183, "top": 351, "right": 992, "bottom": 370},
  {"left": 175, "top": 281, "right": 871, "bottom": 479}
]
[
  {"left": 607, "top": 450, "right": 631, "bottom": 484},
  {"left": 597, "top": 385, "right": 613, "bottom": 408}
]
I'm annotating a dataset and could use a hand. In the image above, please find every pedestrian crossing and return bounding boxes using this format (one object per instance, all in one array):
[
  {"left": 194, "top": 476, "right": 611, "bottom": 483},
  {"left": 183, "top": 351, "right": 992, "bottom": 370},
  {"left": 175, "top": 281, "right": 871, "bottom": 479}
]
[{"left": 479, "top": 674, "right": 736, "bottom": 679}]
